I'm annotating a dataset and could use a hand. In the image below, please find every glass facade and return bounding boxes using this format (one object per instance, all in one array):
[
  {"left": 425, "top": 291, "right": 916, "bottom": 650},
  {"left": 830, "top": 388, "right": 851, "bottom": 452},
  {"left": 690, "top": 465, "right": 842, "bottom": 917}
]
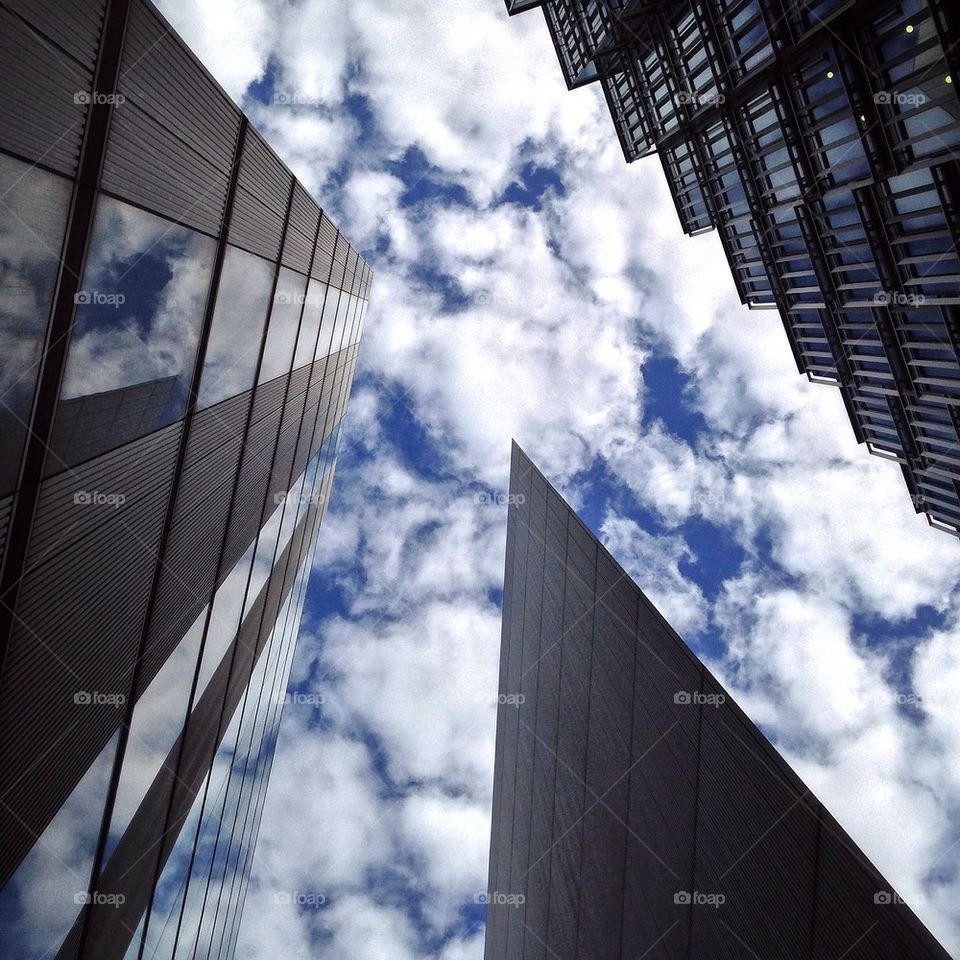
[
  {"left": 0, "top": 1, "right": 370, "bottom": 958},
  {"left": 485, "top": 443, "right": 952, "bottom": 960},
  {"left": 508, "top": 0, "right": 960, "bottom": 536},
  {"left": 0, "top": 153, "right": 72, "bottom": 491}
]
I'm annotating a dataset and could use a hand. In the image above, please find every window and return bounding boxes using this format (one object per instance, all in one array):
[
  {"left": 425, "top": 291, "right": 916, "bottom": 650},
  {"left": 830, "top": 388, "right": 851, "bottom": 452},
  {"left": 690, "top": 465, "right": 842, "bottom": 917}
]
[
  {"left": 51, "top": 196, "right": 216, "bottom": 468},
  {"left": 257, "top": 267, "right": 307, "bottom": 385},
  {"left": 196, "top": 246, "right": 275, "bottom": 410},
  {"left": 0, "top": 153, "right": 72, "bottom": 490}
]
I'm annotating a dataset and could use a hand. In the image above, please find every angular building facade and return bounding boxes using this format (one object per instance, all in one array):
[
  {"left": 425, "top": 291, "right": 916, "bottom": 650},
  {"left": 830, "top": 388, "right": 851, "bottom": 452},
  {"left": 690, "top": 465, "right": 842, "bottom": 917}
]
[
  {"left": 506, "top": 0, "right": 960, "bottom": 536},
  {"left": 0, "top": 1, "right": 370, "bottom": 957},
  {"left": 485, "top": 442, "right": 951, "bottom": 960}
]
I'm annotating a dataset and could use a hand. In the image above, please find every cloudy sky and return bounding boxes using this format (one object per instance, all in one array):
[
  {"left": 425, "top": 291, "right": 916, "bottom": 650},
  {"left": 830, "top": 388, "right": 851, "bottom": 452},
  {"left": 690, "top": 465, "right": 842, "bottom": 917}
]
[{"left": 152, "top": 1, "right": 960, "bottom": 957}]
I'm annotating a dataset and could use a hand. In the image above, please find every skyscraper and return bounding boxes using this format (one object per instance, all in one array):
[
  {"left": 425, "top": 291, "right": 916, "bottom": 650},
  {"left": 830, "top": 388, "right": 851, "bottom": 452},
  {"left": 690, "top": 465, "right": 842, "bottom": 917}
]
[
  {"left": 0, "top": 1, "right": 370, "bottom": 957},
  {"left": 505, "top": 0, "right": 960, "bottom": 537},
  {"left": 484, "top": 442, "right": 951, "bottom": 960}
]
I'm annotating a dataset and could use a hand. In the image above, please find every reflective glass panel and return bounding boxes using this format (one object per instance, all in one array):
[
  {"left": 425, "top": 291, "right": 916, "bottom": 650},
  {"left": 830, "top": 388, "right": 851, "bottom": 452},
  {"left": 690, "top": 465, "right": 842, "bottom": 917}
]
[
  {"left": 240, "top": 501, "right": 285, "bottom": 621},
  {"left": 191, "top": 599, "right": 289, "bottom": 959},
  {"left": 193, "top": 541, "right": 256, "bottom": 701},
  {"left": 52, "top": 197, "right": 216, "bottom": 468},
  {"left": 0, "top": 730, "right": 119, "bottom": 959},
  {"left": 196, "top": 247, "right": 274, "bottom": 409},
  {"left": 257, "top": 268, "right": 307, "bottom": 385},
  {"left": 169, "top": 705, "right": 244, "bottom": 958},
  {"left": 140, "top": 768, "right": 215, "bottom": 960},
  {"left": 102, "top": 607, "right": 209, "bottom": 866},
  {"left": 313, "top": 285, "right": 342, "bottom": 361},
  {"left": 212, "top": 514, "right": 317, "bottom": 959},
  {"left": 0, "top": 153, "right": 71, "bottom": 491},
  {"left": 291, "top": 278, "right": 327, "bottom": 370}
]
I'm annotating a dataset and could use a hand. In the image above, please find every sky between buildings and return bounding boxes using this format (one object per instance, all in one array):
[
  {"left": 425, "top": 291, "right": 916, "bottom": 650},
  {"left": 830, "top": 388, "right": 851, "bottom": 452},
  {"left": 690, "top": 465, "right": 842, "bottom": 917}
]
[{"left": 151, "top": 1, "right": 960, "bottom": 957}]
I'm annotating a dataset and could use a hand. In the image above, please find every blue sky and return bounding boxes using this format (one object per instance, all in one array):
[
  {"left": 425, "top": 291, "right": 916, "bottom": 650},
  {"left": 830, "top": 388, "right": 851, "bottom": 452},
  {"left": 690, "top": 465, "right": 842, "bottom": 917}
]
[{"left": 153, "top": 2, "right": 960, "bottom": 958}]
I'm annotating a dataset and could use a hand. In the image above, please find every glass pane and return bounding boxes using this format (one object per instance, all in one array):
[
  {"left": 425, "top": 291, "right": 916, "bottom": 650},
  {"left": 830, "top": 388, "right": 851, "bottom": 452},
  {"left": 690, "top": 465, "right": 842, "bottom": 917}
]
[
  {"left": 51, "top": 197, "right": 216, "bottom": 469},
  {"left": 169, "top": 705, "right": 244, "bottom": 958},
  {"left": 211, "top": 517, "right": 316, "bottom": 959},
  {"left": 196, "top": 247, "right": 274, "bottom": 410},
  {"left": 191, "top": 599, "right": 289, "bottom": 959},
  {"left": 121, "top": 913, "right": 145, "bottom": 960},
  {"left": 314, "top": 285, "right": 343, "bottom": 362},
  {"left": 193, "top": 541, "right": 256, "bottom": 702},
  {"left": 0, "top": 153, "right": 72, "bottom": 492},
  {"left": 241, "top": 502, "right": 284, "bottom": 621},
  {"left": 291, "top": 278, "right": 327, "bottom": 370},
  {"left": 102, "top": 607, "right": 209, "bottom": 867},
  {"left": 0, "top": 730, "right": 120, "bottom": 958},
  {"left": 258, "top": 268, "right": 307, "bottom": 385},
  {"left": 140, "top": 768, "right": 214, "bottom": 960}
]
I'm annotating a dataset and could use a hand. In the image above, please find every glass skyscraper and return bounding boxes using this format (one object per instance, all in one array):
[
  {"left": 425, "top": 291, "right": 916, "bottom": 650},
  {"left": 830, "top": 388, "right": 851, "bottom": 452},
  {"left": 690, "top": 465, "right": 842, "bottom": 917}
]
[
  {"left": 506, "top": 0, "right": 960, "bottom": 536},
  {"left": 485, "top": 442, "right": 951, "bottom": 960},
  {"left": 0, "top": 0, "right": 370, "bottom": 957}
]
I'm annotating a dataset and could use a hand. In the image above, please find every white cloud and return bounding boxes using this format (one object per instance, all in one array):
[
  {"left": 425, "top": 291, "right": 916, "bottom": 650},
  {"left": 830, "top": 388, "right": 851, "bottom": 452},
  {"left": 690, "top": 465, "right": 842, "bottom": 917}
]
[
  {"left": 155, "top": 0, "right": 276, "bottom": 101},
  {"left": 150, "top": 1, "right": 960, "bottom": 957},
  {"left": 600, "top": 510, "right": 708, "bottom": 637}
]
